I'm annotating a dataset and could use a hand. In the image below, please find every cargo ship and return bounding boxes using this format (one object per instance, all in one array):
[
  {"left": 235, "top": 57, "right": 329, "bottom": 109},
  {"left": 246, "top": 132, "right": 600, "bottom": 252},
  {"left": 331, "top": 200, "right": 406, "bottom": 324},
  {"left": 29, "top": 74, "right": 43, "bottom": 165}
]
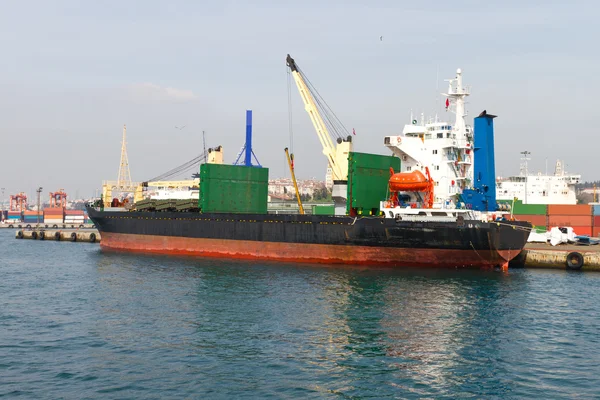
[
  {"left": 86, "top": 113, "right": 530, "bottom": 269},
  {"left": 86, "top": 56, "right": 531, "bottom": 269}
]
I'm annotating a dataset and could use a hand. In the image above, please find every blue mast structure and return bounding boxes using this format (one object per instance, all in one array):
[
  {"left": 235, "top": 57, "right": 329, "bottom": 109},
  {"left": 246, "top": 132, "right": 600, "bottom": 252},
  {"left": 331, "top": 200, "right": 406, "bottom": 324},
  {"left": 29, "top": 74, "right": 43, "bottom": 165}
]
[{"left": 234, "top": 110, "right": 262, "bottom": 167}]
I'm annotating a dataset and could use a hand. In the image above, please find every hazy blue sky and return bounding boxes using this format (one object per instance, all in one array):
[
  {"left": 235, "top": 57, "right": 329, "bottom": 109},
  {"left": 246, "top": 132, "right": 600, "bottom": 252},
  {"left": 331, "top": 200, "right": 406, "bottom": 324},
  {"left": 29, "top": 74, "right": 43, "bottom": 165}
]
[{"left": 0, "top": 0, "right": 597, "bottom": 200}]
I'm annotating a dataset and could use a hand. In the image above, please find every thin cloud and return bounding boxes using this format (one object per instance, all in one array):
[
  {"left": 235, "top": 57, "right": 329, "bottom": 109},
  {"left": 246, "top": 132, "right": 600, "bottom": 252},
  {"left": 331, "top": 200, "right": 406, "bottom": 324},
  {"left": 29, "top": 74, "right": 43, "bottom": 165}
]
[{"left": 126, "top": 83, "right": 198, "bottom": 102}]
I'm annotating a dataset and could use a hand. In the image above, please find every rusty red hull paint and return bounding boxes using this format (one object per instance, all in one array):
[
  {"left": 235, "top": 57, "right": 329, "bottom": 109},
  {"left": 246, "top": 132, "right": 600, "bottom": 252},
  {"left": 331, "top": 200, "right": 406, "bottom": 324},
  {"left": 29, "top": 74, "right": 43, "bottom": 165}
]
[{"left": 100, "top": 232, "right": 515, "bottom": 268}]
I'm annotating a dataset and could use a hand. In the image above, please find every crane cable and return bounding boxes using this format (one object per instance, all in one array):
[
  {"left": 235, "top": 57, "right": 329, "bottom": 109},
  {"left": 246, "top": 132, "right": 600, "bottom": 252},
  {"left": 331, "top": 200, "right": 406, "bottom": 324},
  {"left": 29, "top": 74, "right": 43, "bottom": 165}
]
[
  {"left": 287, "top": 67, "right": 294, "bottom": 154},
  {"left": 148, "top": 152, "right": 207, "bottom": 182},
  {"left": 296, "top": 65, "right": 350, "bottom": 140}
]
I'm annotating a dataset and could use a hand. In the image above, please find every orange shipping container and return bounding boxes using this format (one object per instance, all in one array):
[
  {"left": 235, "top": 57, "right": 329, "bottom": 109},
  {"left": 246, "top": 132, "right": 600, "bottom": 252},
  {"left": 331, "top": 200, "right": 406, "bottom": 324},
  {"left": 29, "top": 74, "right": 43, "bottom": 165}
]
[
  {"left": 573, "top": 226, "right": 592, "bottom": 236},
  {"left": 548, "top": 215, "right": 592, "bottom": 226},
  {"left": 594, "top": 216, "right": 600, "bottom": 226},
  {"left": 515, "top": 214, "right": 547, "bottom": 226},
  {"left": 547, "top": 204, "right": 591, "bottom": 216},
  {"left": 23, "top": 210, "right": 42, "bottom": 216},
  {"left": 594, "top": 227, "right": 600, "bottom": 237}
]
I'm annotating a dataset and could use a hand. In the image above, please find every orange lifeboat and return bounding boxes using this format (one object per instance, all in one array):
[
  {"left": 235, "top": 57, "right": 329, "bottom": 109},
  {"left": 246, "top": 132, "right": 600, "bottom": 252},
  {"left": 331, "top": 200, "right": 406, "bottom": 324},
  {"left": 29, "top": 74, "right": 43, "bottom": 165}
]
[{"left": 389, "top": 170, "right": 430, "bottom": 192}]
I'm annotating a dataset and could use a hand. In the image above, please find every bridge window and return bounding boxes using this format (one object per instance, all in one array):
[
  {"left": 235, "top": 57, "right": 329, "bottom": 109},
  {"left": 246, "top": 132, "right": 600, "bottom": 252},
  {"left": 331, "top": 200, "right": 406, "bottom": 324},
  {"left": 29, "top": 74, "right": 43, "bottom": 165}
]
[{"left": 433, "top": 150, "right": 438, "bottom": 154}]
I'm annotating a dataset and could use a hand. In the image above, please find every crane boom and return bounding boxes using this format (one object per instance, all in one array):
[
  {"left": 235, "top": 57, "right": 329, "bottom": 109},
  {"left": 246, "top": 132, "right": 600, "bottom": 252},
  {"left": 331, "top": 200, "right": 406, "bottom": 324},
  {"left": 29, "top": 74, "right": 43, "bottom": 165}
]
[
  {"left": 286, "top": 54, "right": 351, "bottom": 181},
  {"left": 285, "top": 147, "right": 305, "bottom": 215}
]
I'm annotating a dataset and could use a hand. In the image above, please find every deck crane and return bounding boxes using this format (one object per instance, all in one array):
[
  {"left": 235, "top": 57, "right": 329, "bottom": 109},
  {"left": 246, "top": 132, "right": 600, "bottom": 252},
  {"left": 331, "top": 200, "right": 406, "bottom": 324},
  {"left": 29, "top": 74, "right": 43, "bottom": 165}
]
[
  {"left": 132, "top": 146, "right": 224, "bottom": 203},
  {"left": 286, "top": 54, "right": 353, "bottom": 215}
]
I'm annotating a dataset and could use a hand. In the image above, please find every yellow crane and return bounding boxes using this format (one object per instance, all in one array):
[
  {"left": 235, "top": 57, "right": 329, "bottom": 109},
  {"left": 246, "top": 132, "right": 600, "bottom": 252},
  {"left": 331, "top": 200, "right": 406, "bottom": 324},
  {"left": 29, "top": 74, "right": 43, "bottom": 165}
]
[
  {"left": 286, "top": 54, "right": 352, "bottom": 215},
  {"left": 285, "top": 147, "right": 304, "bottom": 215}
]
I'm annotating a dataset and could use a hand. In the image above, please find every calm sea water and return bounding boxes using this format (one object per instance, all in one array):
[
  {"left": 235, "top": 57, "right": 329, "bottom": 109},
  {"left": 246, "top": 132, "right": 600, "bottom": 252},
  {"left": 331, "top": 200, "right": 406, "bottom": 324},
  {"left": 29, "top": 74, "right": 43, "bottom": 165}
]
[{"left": 1, "top": 229, "right": 600, "bottom": 399}]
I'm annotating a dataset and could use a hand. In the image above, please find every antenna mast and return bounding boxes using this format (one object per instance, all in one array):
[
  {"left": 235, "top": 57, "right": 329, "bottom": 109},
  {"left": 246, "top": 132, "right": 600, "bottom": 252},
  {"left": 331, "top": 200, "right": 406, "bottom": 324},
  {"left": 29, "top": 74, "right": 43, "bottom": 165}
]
[
  {"left": 519, "top": 151, "right": 531, "bottom": 176},
  {"left": 202, "top": 130, "right": 207, "bottom": 160},
  {"left": 117, "top": 124, "right": 133, "bottom": 189}
]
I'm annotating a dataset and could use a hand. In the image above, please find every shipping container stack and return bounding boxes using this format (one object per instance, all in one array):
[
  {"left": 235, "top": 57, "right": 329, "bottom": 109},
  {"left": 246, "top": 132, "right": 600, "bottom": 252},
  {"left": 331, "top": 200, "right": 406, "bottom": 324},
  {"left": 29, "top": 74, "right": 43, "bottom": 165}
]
[
  {"left": 7, "top": 211, "right": 22, "bottom": 222},
  {"left": 593, "top": 205, "right": 600, "bottom": 237},
  {"left": 511, "top": 201, "right": 548, "bottom": 233},
  {"left": 22, "top": 210, "right": 43, "bottom": 224},
  {"left": 64, "top": 210, "right": 85, "bottom": 225},
  {"left": 43, "top": 207, "right": 64, "bottom": 225},
  {"left": 547, "top": 204, "right": 593, "bottom": 237}
]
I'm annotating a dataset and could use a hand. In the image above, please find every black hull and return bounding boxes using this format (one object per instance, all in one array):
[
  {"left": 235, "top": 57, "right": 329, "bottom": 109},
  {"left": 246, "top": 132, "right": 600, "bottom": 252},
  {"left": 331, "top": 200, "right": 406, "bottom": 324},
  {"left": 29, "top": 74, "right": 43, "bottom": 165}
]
[{"left": 87, "top": 207, "right": 531, "bottom": 268}]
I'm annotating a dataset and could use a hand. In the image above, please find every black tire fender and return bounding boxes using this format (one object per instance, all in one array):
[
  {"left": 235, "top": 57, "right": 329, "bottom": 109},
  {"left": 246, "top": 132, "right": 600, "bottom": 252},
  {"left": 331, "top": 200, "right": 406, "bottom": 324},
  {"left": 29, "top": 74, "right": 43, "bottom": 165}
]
[
  {"left": 70, "top": 232, "right": 77, "bottom": 242},
  {"left": 26, "top": 224, "right": 31, "bottom": 229},
  {"left": 16, "top": 230, "right": 24, "bottom": 239},
  {"left": 54, "top": 232, "right": 61, "bottom": 241},
  {"left": 39, "top": 231, "right": 45, "bottom": 240},
  {"left": 52, "top": 224, "right": 58, "bottom": 229},
  {"left": 31, "top": 231, "right": 38, "bottom": 240},
  {"left": 89, "top": 233, "right": 96, "bottom": 243},
  {"left": 566, "top": 252, "right": 584, "bottom": 270}
]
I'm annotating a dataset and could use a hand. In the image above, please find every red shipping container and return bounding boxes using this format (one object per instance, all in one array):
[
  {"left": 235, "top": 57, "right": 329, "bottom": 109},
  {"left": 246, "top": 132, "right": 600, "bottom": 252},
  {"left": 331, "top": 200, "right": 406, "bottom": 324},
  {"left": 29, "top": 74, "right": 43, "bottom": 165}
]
[
  {"left": 65, "top": 210, "right": 85, "bottom": 216},
  {"left": 548, "top": 215, "right": 592, "bottom": 226},
  {"left": 547, "top": 204, "right": 591, "bottom": 216},
  {"left": 43, "top": 207, "right": 63, "bottom": 212},
  {"left": 593, "top": 227, "right": 600, "bottom": 237},
  {"left": 515, "top": 214, "right": 547, "bottom": 226},
  {"left": 594, "top": 216, "right": 600, "bottom": 226},
  {"left": 572, "top": 226, "right": 592, "bottom": 236}
]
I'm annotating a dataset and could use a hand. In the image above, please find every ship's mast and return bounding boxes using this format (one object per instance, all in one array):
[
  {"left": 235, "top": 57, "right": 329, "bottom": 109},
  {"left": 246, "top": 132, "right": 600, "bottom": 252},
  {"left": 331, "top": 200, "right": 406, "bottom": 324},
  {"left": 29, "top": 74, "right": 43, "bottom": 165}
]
[
  {"left": 519, "top": 151, "right": 531, "bottom": 176},
  {"left": 520, "top": 150, "right": 531, "bottom": 204},
  {"left": 444, "top": 68, "right": 470, "bottom": 141}
]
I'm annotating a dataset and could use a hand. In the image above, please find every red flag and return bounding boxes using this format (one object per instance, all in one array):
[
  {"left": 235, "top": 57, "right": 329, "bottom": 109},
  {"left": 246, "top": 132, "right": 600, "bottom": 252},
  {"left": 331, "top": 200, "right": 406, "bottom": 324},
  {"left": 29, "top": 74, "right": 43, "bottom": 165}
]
[
  {"left": 445, "top": 98, "right": 450, "bottom": 110},
  {"left": 352, "top": 128, "right": 356, "bottom": 135}
]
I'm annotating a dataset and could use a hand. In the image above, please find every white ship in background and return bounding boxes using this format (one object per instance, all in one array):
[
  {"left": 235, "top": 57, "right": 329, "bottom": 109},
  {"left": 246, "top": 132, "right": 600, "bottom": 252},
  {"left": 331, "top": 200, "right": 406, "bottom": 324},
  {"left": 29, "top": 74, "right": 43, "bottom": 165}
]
[
  {"left": 496, "top": 152, "right": 580, "bottom": 205},
  {"left": 384, "top": 68, "right": 473, "bottom": 207}
]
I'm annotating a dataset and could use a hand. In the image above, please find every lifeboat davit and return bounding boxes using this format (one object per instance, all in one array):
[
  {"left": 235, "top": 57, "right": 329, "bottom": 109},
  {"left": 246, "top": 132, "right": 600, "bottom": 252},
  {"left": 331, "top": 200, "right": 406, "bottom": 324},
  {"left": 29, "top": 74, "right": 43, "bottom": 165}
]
[{"left": 389, "top": 170, "right": 430, "bottom": 192}]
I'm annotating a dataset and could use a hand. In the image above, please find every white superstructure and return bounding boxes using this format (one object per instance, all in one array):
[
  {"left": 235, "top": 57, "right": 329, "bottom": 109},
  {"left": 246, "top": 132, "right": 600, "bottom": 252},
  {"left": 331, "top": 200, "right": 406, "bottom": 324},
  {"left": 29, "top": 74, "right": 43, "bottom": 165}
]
[
  {"left": 496, "top": 154, "right": 580, "bottom": 205},
  {"left": 384, "top": 69, "right": 473, "bottom": 207}
]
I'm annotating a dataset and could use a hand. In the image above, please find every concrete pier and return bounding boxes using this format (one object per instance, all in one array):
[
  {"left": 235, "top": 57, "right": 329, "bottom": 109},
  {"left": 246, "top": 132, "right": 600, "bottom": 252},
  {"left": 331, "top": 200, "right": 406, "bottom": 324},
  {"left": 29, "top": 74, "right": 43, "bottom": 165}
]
[
  {"left": 15, "top": 229, "right": 100, "bottom": 243},
  {"left": 510, "top": 243, "right": 600, "bottom": 271}
]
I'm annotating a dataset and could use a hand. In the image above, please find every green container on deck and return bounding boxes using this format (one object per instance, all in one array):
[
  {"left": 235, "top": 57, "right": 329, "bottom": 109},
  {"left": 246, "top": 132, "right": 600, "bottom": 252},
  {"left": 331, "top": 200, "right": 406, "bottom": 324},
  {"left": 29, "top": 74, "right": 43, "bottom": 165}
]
[
  {"left": 510, "top": 200, "right": 547, "bottom": 215},
  {"left": 346, "top": 152, "right": 401, "bottom": 215},
  {"left": 312, "top": 205, "right": 335, "bottom": 215},
  {"left": 199, "top": 163, "right": 268, "bottom": 214}
]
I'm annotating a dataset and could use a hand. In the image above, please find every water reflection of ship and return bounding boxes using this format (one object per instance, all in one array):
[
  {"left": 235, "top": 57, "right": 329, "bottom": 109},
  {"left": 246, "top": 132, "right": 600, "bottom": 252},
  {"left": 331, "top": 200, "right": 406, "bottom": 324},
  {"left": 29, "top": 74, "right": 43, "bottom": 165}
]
[{"left": 332, "top": 269, "right": 516, "bottom": 394}]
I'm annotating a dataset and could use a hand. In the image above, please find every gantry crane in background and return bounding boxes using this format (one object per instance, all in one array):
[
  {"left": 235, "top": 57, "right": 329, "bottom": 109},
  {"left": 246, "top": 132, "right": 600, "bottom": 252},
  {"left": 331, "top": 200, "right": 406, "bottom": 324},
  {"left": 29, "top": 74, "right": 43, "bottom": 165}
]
[
  {"left": 49, "top": 189, "right": 67, "bottom": 208},
  {"left": 9, "top": 193, "right": 27, "bottom": 212},
  {"left": 286, "top": 54, "right": 353, "bottom": 215}
]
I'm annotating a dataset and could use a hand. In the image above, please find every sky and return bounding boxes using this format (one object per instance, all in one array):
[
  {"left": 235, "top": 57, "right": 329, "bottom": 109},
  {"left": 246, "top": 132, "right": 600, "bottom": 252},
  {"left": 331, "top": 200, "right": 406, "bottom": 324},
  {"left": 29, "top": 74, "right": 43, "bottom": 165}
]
[{"left": 0, "top": 0, "right": 598, "bottom": 200}]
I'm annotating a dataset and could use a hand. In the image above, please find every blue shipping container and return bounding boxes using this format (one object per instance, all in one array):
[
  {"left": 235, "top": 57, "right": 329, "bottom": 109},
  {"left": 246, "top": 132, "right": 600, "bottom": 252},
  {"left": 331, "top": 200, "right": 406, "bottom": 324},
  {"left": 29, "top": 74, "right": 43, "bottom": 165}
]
[{"left": 593, "top": 205, "right": 600, "bottom": 215}]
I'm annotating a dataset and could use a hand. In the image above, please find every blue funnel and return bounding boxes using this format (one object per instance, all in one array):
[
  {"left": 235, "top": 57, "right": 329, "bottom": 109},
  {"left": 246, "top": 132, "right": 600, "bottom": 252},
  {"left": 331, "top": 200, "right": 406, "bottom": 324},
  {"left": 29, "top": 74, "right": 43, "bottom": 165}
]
[{"left": 460, "top": 110, "right": 497, "bottom": 211}]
